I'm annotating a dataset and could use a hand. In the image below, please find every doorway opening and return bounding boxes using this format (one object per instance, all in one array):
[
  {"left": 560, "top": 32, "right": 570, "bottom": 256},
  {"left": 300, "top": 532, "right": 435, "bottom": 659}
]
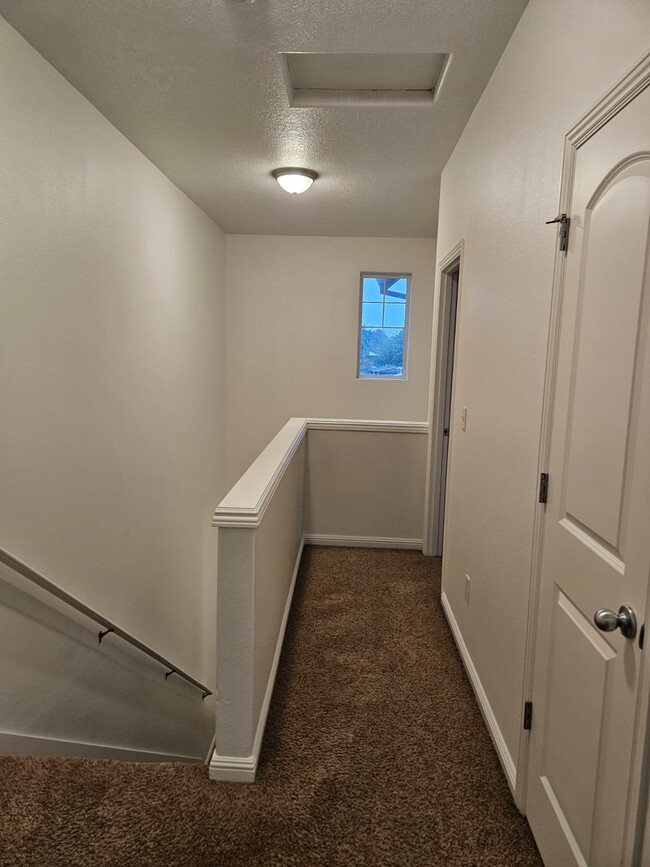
[
  {"left": 424, "top": 242, "right": 463, "bottom": 557},
  {"left": 436, "top": 266, "right": 459, "bottom": 553}
]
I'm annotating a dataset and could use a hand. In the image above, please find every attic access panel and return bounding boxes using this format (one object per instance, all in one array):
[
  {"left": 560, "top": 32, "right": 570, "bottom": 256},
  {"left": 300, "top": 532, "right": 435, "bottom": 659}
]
[{"left": 282, "top": 52, "right": 449, "bottom": 107}]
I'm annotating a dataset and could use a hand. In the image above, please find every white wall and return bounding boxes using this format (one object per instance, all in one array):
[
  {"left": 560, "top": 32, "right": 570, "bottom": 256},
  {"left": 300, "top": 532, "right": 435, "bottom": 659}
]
[
  {"left": 253, "top": 447, "right": 305, "bottom": 735},
  {"left": 212, "top": 424, "right": 306, "bottom": 781},
  {"left": 305, "top": 426, "right": 428, "bottom": 546},
  {"left": 224, "top": 235, "right": 436, "bottom": 486},
  {"left": 0, "top": 18, "right": 225, "bottom": 759},
  {"left": 435, "top": 0, "right": 650, "bottom": 783}
]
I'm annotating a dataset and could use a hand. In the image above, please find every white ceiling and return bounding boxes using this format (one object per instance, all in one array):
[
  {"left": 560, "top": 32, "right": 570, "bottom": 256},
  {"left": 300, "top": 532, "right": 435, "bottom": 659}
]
[{"left": 0, "top": 0, "right": 528, "bottom": 237}]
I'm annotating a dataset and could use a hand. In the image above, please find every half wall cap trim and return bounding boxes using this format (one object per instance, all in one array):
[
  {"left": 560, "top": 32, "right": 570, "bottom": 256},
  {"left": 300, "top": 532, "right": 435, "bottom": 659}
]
[
  {"left": 212, "top": 418, "right": 428, "bottom": 528},
  {"left": 307, "top": 419, "right": 428, "bottom": 434}
]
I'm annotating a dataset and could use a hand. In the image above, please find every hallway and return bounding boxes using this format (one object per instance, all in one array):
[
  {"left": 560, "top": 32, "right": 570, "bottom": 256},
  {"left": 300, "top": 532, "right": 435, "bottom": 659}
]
[{"left": 0, "top": 547, "right": 541, "bottom": 866}]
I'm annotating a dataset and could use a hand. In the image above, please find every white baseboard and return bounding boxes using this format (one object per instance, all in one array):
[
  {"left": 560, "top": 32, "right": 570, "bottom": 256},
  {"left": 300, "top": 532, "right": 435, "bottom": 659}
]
[
  {"left": 208, "top": 752, "right": 257, "bottom": 783},
  {"left": 304, "top": 534, "right": 423, "bottom": 550},
  {"left": 0, "top": 731, "right": 203, "bottom": 764},
  {"left": 440, "top": 591, "right": 517, "bottom": 795},
  {"left": 210, "top": 536, "right": 305, "bottom": 783}
]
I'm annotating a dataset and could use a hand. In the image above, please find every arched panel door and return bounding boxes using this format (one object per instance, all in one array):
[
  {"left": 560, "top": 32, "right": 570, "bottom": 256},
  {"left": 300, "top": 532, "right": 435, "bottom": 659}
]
[{"left": 527, "top": 80, "right": 650, "bottom": 866}]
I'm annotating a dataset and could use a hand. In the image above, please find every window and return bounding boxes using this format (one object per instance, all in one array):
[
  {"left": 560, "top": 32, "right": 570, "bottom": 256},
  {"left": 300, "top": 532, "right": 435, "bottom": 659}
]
[{"left": 357, "top": 273, "right": 411, "bottom": 379}]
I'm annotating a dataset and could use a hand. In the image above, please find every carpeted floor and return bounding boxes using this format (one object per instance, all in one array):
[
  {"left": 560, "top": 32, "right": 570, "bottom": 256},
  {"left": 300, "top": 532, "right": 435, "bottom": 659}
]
[{"left": 0, "top": 546, "right": 542, "bottom": 866}]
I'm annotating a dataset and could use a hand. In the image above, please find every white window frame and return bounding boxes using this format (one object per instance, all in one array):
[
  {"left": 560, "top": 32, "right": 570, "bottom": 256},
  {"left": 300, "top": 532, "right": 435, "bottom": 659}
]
[{"left": 356, "top": 271, "right": 412, "bottom": 380}]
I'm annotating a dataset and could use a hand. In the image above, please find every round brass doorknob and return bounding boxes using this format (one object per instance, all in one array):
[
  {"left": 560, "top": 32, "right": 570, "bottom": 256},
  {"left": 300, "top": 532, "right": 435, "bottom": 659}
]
[{"left": 594, "top": 605, "right": 637, "bottom": 639}]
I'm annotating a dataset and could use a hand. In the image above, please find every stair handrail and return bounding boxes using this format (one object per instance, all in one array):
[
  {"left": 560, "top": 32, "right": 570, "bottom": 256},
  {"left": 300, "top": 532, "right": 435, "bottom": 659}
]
[{"left": 0, "top": 545, "right": 213, "bottom": 700}]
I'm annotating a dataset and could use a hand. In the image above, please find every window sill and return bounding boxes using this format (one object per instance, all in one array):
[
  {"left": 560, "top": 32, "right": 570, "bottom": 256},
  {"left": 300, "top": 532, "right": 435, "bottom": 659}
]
[{"left": 357, "top": 376, "right": 408, "bottom": 381}]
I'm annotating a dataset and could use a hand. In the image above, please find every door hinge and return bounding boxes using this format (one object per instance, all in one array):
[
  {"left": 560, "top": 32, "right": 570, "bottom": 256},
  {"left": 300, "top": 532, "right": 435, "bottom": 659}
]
[
  {"left": 523, "top": 701, "right": 533, "bottom": 730},
  {"left": 546, "top": 213, "right": 570, "bottom": 254},
  {"left": 539, "top": 472, "right": 549, "bottom": 504}
]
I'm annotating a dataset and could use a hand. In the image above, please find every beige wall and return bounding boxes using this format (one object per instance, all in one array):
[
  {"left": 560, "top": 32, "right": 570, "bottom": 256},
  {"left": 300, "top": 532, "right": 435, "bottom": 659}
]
[
  {"left": 0, "top": 19, "right": 225, "bottom": 758},
  {"left": 436, "top": 0, "right": 650, "bottom": 778},
  {"left": 224, "top": 235, "right": 436, "bottom": 486},
  {"left": 305, "top": 427, "right": 428, "bottom": 545}
]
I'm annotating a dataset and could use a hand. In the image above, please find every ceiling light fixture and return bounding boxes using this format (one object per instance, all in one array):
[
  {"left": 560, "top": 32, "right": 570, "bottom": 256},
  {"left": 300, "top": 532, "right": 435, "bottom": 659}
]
[{"left": 272, "top": 167, "right": 319, "bottom": 194}]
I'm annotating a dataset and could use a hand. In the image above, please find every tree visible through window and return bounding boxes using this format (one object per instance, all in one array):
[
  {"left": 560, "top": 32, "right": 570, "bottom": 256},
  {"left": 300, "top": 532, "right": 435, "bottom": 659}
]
[{"left": 358, "top": 273, "right": 411, "bottom": 378}]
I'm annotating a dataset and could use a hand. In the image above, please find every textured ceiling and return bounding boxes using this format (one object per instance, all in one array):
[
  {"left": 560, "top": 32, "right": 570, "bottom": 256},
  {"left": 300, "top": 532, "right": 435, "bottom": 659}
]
[{"left": 0, "top": 0, "right": 528, "bottom": 237}]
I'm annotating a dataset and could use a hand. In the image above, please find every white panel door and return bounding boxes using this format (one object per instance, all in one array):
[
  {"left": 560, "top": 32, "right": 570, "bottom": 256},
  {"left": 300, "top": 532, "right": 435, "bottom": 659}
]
[{"left": 526, "top": 81, "right": 650, "bottom": 867}]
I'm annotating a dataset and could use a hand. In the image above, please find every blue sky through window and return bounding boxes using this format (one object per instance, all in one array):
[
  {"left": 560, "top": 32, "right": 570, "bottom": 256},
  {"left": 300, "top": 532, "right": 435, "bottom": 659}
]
[{"left": 358, "top": 275, "right": 410, "bottom": 378}]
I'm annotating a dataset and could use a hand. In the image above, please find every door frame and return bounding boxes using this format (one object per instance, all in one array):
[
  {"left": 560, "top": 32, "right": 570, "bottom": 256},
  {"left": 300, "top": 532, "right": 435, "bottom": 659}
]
[
  {"left": 424, "top": 240, "right": 464, "bottom": 557},
  {"left": 520, "top": 50, "right": 650, "bottom": 859}
]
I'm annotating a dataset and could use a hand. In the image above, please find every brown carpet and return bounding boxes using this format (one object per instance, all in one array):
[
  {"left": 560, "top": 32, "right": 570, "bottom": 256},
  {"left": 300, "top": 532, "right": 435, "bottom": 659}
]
[{"left": 0, "top": 546, "right": 542, "bottom": 866}]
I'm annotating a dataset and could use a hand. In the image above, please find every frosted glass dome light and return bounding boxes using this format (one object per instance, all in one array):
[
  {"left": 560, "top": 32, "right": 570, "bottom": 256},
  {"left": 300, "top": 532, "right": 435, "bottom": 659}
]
[{"left": 272, "top": 167, "right": 319, "bottom": 194}]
